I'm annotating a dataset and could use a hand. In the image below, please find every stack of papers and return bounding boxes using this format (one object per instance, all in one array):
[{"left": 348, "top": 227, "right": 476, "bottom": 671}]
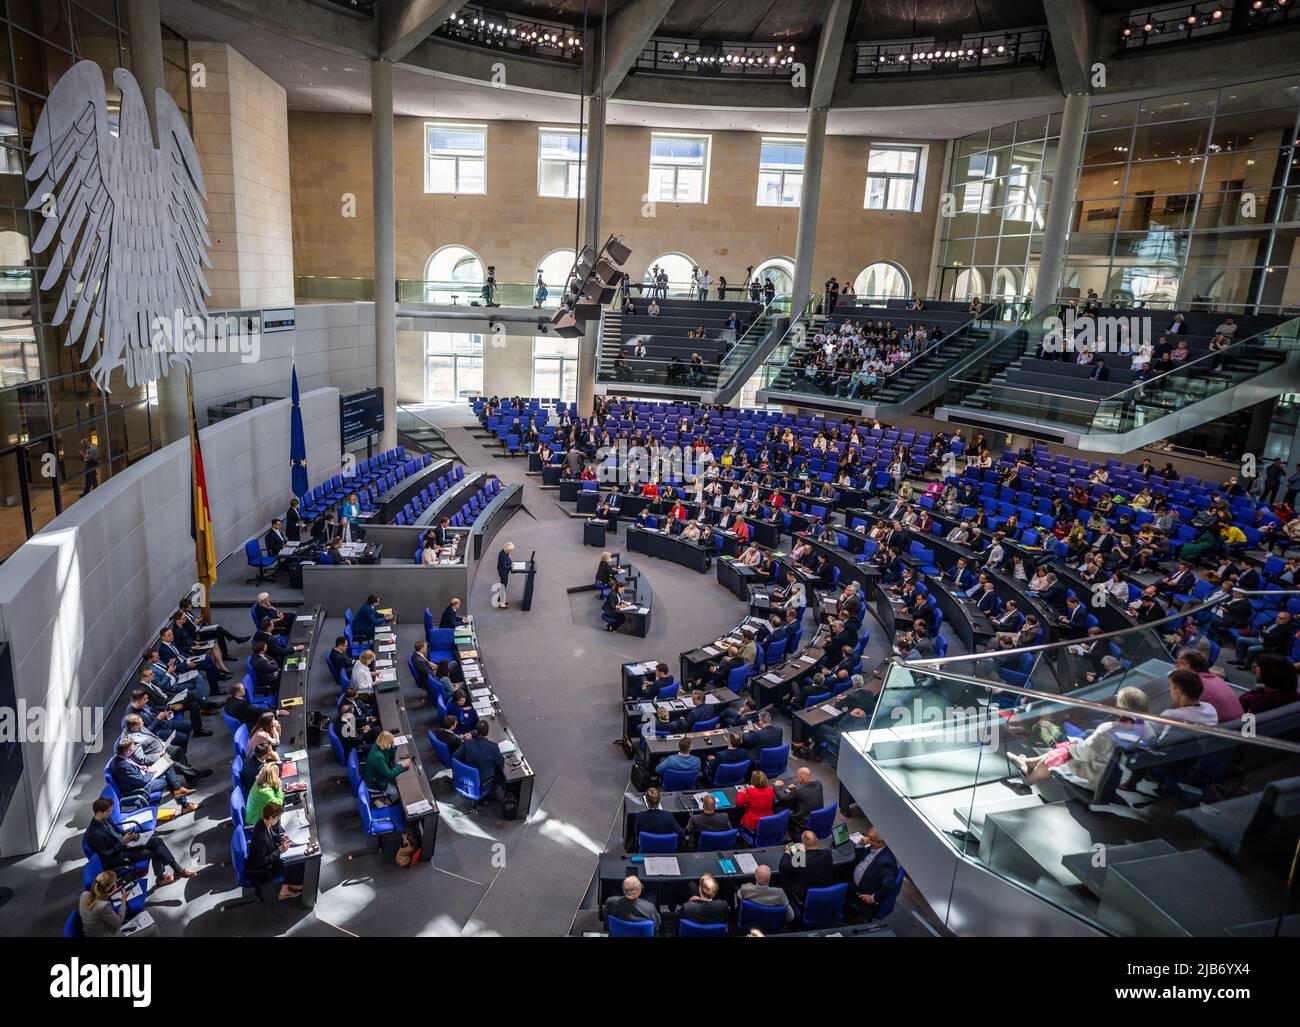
[
  {"left": 406, "top": 799, "right": 434, "bottom": 816},
  {"left": 735, "top": 853, "right": 759, "bottom": 874},
  {"left": 642, "top": 856, "right": 680, "bottom": 877}
]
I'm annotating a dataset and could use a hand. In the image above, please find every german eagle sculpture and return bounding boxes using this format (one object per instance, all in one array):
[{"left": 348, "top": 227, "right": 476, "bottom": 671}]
[{"left": 26, "top": 61, "right": 211, "bottom": 390}]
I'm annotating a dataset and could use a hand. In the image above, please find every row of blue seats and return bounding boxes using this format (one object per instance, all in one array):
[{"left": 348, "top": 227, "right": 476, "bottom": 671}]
[{"left": 389, "top": 464, "right": 467, "bottom": 525}]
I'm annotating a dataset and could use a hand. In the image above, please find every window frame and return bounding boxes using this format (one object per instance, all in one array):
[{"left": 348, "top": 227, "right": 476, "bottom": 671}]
[
  {"left": 865, "top": 143, "right": 926, "bottom": 213},
  {"left": 424, "top": 122, "right": 488, "bottom": 195},
  {"left": 756, "top": 136, "right": 805, "bottom": 208},
  {"left": 648, "top": 131, "right": 712, "bottom": 205},
  {"left": 536, "top": 126, "right": 587, "bottom": 199}
]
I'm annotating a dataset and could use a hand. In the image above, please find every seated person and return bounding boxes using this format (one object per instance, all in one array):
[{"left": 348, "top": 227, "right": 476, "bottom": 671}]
[
  {"left": 1239, "top": 653, "right": 1299, "bottom": 715},
  {"left": 677, "top": 873, "right": 729, "bottom": 927},
  {"left": 603, "top": 875, "right": 660, "bottom": 933},
  {"left": 439, "top": 597, "right": 467, "bottom": 628},
  {"left": 655, "top": 738, "right": 702, "bottom": 781},
  {"left": 1009, "top": 687, "right": 1156, "bottom": 784}
]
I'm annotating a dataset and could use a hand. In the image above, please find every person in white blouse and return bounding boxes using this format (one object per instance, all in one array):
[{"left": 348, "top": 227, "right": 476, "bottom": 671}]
[
  {"left": 1008, "top": 687, "right": 1155, "bottom": 785},
  {"left": 1102, "top": 569, "right": 1130, "bottom": 602},
  {"left": 350, "top": 649, "right": 376, "bottom": 691}
]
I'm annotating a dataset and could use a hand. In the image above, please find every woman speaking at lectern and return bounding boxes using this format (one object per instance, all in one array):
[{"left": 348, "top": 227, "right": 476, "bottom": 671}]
[{"left": 496, "top": 541, "right": 516, "bottom": 609}]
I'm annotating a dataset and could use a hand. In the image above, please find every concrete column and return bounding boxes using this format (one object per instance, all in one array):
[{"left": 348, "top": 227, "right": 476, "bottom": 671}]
[
  {"left": 127, "top": 0, "right": 187, "bottom": 444},
  {"left": 576, "top": 94, "right": 607, "bottom": 418},
  {"left": 1033, "top": 91, "right": 1089, "bottom": 316},
  {"left": 790, "top": 106, "right": 829, "bottom": 318},
  {"left": 371, "top": 58, "right": 398, "bottom": 450}
]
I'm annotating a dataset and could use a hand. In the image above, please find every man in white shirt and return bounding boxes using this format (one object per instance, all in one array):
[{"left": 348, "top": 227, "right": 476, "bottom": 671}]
[
  {"left": 1214, "top": 317, "right": 1237, "bottom": 338},
  {"left": 697, "top": 270, "right": 711, "bottom": 301},
  {"left": 1162, "top": 669, "right": 1219, "bottom": 737}
]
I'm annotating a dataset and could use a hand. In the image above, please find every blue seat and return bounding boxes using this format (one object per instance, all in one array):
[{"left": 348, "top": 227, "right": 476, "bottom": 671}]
[
  {"left": 713, "top": 759, "right": 750, "bottom": 787},
  {"left": 660, "top": 766, "right": 698, "bottom": 791},
  {"left": 357, "top": 780, "right": 405, "bottom": 839},
  {"left": 805, "top": 803, "right": 837, "bottom": 839},
  {"left": 696, "top": 828, "right": 738, "bottom": 852},
  {"left": 738, "top": 897, "right": 787, "bottom": 933},
  {"left": 875, "top": 865, "right": 907, "bottom": 920},
  {"left": 758, "top": 743, "right": 789, "bottom": 778},
  {"left": 233, "top": 724, "right": 250, "bottom": 758},
  {"left": 800, "top": 882, "right": 848, "bottom": 927},
  {"left": 230, "top": 821, "right": 282, "bottom": 901},
  {"left": 451, "top": 757, "right": 492, "bottom": 809},
  {"left": 607, "top": 915, "right": 656, "bottom": 937},
  {"left": 678, "top": 919, "right": 728, "bottom": 936},
  {"left": 742, "top": 809, "right": 790, "bottom": 847},
  {"left": 62, "top": 910, "right": 84, "bottom": 937},
  {"left": 725, "top": 662, "right": 752, "bottom": 690},
  {"left": 327, "top": 721, "right": 347, "bottom": 767},
  {"left": 243, "top": 539, "right": 277, "bottom": 584},
  {"left": 638, "top": 830, "right": 680, "bottom": 853}
]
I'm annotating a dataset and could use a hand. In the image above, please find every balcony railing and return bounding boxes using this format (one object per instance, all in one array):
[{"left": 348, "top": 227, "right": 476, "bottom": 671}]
[
  {"left": 435, "top": 5, "right": 585, "bottom": 63},
  {"left": 1116, "top": 0, "right": 1296, "bottom": 50},
  {"left": 853, "top": 26, "right": 1049, "bottom": 77},
  {"left": 633, "top": 37, "right": 807, "bottom": 79}
]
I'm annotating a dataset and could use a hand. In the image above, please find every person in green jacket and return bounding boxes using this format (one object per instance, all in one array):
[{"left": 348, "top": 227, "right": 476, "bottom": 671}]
[
  {"left": 364, "top": 730, "right": 408, "bottom": 801},
  {"left": 245, "top": 763, "right": 285, "bottom": 827}
]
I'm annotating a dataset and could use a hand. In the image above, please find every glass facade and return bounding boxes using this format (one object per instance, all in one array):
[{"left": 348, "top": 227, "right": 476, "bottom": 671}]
[
  {"left": 0, "top": 2, "right": 191, "bottom": 562},
  {"left": 936, "top": 113, "right": 1059, "bottom": 305},
  {"left": 938, "top": 77, "right": 1300, "bottom": 314}
]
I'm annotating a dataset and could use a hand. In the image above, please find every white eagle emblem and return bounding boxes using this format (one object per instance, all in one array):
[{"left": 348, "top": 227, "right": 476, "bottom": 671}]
[{"left": 26, "top": 61, "right": 211, "bottom": 390}]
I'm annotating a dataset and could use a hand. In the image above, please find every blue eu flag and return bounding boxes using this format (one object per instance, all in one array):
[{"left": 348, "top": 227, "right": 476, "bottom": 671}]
[{"left": 290, "top": 364, "right": 309, "bottom": 499}]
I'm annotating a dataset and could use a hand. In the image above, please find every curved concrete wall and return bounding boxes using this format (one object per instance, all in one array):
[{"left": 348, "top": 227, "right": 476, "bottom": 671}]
[{"left": 0, "top": 388, "right": 341, "bottom": 856}]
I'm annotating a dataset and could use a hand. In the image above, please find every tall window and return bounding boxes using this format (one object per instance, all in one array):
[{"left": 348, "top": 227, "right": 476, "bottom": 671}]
[
  {"left": 960, "top": 152, "right": 996, "bottom": 214},
  {"left": 642, "top": 252, "right": 697, "bottom": 292},
  {"left": 757, "top": 137, "right": 804, "bottom": 207},
  {"left": 865, "top": 144, "right": 923, "bottom": 212},
  {"left": 537, "top": 128, "right": 586, "bottom": 198},
  {"left": 533, "top": 335, "right": 579, "bottom": 402},
  {"left": 424, "top": 332, "right": 484, "bottom": 403},
  {"left": 535, "top": 248, "right": 577, "bottom": 306},
  {"left": 425, "top": 123, "right": 486, "bottom": 194},
  {"left": 649, "top": 133, "right": 710, "bottom": 203},
  {"left": 423, "top": 245, "right": 485, "bottom": 303}
]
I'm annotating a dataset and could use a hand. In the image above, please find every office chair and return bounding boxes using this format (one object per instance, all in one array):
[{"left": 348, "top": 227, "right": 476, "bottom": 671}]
[
  {"left": 660, "top": 766, "right": 698, "bottom": 791},
  {"left": 696, "top": 828, "right": 738, "bottom": 852},
  {"left": 678, "top": 919, "right": 727, "bottom": 937},
  {"left": 638, "top": 831, "right": 680, "bottom": 854},
  {"left": 738, "top": 898, "right": 787, "bottom": 934},
  {"left": 426, "top": 729, "right": 453, "bottom": 770},
  {"left": 243, "top": 539, "right": 277, "bottom": 584},
  {"left": 799, "top": 882, "right": 848, "bottom": 927},
  {"left": 607, "top": 915, "right": 656, "bottom": 937},
  {"left": 742, "top": 810, "right": 790, "bottom": 848},
  {"left": 712, "top": 760, "right": 750, "bottom": 787},
  {"left": 223, "top": 824, "right": 283, "bottom": 909},
  {"left": 804, "top": 803, "right": 838, "bottom": 840},
  {"left": 758, "top": 744, "right": 790, "bottom": 778},
  {"left": 451, "top": 758, "right": 492, "bottom": 813},
  {"left": 874, "top": 865, "right": 907, "bottom": 920}
]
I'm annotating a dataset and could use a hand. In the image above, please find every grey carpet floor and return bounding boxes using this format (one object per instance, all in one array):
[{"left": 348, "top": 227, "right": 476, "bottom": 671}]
[{"left": 0, "top": 403, "right": 940, "bottom": 937}]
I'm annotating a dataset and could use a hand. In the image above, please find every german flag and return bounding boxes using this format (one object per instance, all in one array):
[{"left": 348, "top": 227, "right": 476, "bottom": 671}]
[{"left": 187, "top": 374, "right": 217, "bottom": 613}]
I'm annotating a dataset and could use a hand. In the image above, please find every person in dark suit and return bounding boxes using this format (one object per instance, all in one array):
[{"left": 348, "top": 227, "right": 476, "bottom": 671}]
[
  {"left": 109, "top": 738, "right": 198, "bottom": 814},
  {"left": 778, "top": 830, "right": 835, "bottom": 904},
  {"left": 245, "top": 802, "right": 308, "bottom": 901},
  {"left": 224, "top": 680, "right": 271, "bottom": 728},
  {"left": 670, "top": 690, "right": 718, "bottom": 733},
  {"left": 325, "top": 636, "right": 353, "bottom": 685},
  {"left": 637, "top": 663, "right": 676, "bottom": 701},
  {"left": 264, "top": 518, "right": 288, "bottom": 556},
  {"left": 685, "top": 793, "right": 732, "bottom": 845},
  {"left": 741, "top": 711, "right": 782, "bottom": 762},
  {"left": 431, "top": 714, "right": 464, "bottom": 760},
  {"left": 773, "top": 767, "right": 824, "bottom": 829},
  {"left": 602, "top": 581, "right": 630, "bottom": 632},
  {"left": 1089, "top": 359, "right": 1109, "bottom": 381},
  {"left": 456, "top": 721, "right": 506, "bottom": 800},
  {"left": 677, "top": 873, "right": 730, "bottom": 927},
  {"left": 311, "top": 510, "right": 337, "bottom": 544},
  {"left": 1057, "top": 595, "right": 1089, "bottom": 639},
  {"left": 254, "top": 616, "right": 294, "bottom": 662},
  {"left": 254, "top": 593, "right": 296, "bottom": 634},
  {"left": 242, "top": 741, "right": 278, "bottom": 793},
  {"left": 496, "top": 542, "right": 516, "bottom": 608},
  {"left": 847, "top": 826, "right": 900, "bottom": 919},
  {"left": 705, "top": 732, "right": 752, "bottom": 781},
  {"left": 86, "top": 797, "right": 197, "bottom": 886},
  {"left": 158, "top": 625, "right": 223, "bottom": 695},
  {"left": 1211, "top": 589, "right": 1255, "bottom": 641},
  {"left": 633, "top": 786, "right": 681, "bottom": 850},
  {"left": 285, "top": 498, "right": 304, "bottom": 542},
  {"left": 603, "top": 876, "right": 660, "bottom": 933},
  {"left": 439, "top": 598, "right": 466, "bottom": 629},
  {"left": 249, "top": 642, "right": 281, "bottom": 695}
]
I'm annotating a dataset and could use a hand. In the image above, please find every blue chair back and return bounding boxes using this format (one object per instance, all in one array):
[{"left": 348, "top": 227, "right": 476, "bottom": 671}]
[
  {"left": 426, "top": 729, "right": 453, "bottom": 769},
  {"left": 451, "top": 757, "right": 486, "bottom": 800},
  {"left": 697, "top": 828, "right": 738, "bottom": 852},
  {"left": 233, "top": 724, "right": 249, "bottom": 757},
  {"left": 758, "top": 743, "right": 790, "bottom": 778},
  {"left": 875, "top": 865, "right": 907, "bottom": 920},
  {"left": 327, "top": 721, "right": 346, "bottom": 766},
  {"left": 752, "top": 809, "right": 791, "bottom": 847},
  {"left": 713, "top": 759, "right": 750, "bottom": 786},
  {"left": 678, "top": 919, "right": 728, "bottom": 937},
  {"left": 801, "top": 882, "right": 848, "bottom": 927},
  {"left": 805, "top": 803, "right": 837, "bottom": 839},
  {"left": 738, "top": 898, "right": 787, "bottom": 933},
  {"left": 638, "top": 831, "right": 679, "bottom": 854},
  {"left": 660, "top": 766, "right": 698, "bottom": 791},
  {"left": 607, "top": 915, "right": 656, "bottom": 937}
]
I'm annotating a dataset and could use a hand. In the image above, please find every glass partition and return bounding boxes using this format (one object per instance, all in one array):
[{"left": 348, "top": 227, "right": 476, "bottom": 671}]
[{"left": 860, "top": 629, "right": 1300, "bottom": 936}]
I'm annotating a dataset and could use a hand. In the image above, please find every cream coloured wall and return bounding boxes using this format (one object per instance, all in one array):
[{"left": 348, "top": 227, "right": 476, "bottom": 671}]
[{"left": 288, "top": 113, "right": 944, "bottom": 297}]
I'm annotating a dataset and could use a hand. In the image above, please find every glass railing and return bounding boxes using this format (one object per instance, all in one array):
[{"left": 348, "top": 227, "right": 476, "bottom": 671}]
[
  {"left": 294, "top": 276, "right": 375, "bottom": 303},
  {"left": 395, "top": 404, "right": 452, "bottom": 453},
  {"left": 1057, "top": 294, "right": 1300, "bottom": 319},
  {"left": 714, "top": 293, "right": 792, "bottom": 385},
  {"left": 859, "top": 591, "right": 1300, "bottom": 936},
  {"left": 596, "top": 357, "right": 723, "bottom": 390},
  {"left": 946, "top": 310, "right": 1300, "bottom": 432}
]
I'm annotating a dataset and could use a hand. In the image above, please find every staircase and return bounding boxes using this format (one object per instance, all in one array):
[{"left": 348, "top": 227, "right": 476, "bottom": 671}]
[
  {"left": 936, "top": 312, "right": 1300, "bottom": 452},
  {"left": 395, "top": 405, "right": 456, "bottom": 460}
]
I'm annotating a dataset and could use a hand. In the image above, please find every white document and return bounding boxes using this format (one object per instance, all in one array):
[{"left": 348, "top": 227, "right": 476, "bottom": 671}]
[
  {"left": 702, "top": 646, "right": 720, "bottom": 656},
  {"left": 406, "top": 798, "right": 433, "bottom": 816},
  {"left": 763, "top": 673, "right": 781, "bottom": 683},
  {"left": 642, "top": 856, "right": 681, "bottom": 877},
  {"left": 735, "top": 853, "right": 759, "bottom": 875},
  {"left": 393, "top": 734, "right": 410, "bottom": 747},
  {"left": 283, "top": 749, "right": 308, "bottom": 762},
  {"left": 125, "top": 830, "right": 154, "bottom": 847},
  {"left": 121, "top": 911, "right": 155, "bottom": 934},
  {"left": 512, "top": 561, "right": 527, "bottom": 571}
]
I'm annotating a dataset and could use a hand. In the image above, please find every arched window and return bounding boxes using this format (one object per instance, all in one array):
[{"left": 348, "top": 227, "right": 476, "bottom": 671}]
[
  {"left": 991, "top": 267, "right": 1019, "bottom": 301},
  {"left": 423, "top": 245, "right": 485, "bottom": 304},
  {"left": 752, "top": 257, "right": 795, "bottom": 297},
  {"left": 534, "top": 248, "right": 576, "bottom": 307},
  {"left": 642, "top": 252, "right": 696, "bottom": 294},
  {"left": 853, "top": 262, "right": 909, "bottom": 301}
]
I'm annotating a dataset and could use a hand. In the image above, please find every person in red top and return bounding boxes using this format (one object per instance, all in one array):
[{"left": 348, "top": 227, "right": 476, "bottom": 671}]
[
  {"left": 769, "top": 491, "right": 785, "bottom": 508},
  {"left": 641, "top": 480, "right": 660, "bottom": 499},
  {"left": 735, "top": 770, "right": 776, "bottom": 831},
  {"left": 670, "top": 499, "right": 688, "bottom": 521},
  {"left": 733, "top": 516, "right": 751, "bottom": 542}
]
